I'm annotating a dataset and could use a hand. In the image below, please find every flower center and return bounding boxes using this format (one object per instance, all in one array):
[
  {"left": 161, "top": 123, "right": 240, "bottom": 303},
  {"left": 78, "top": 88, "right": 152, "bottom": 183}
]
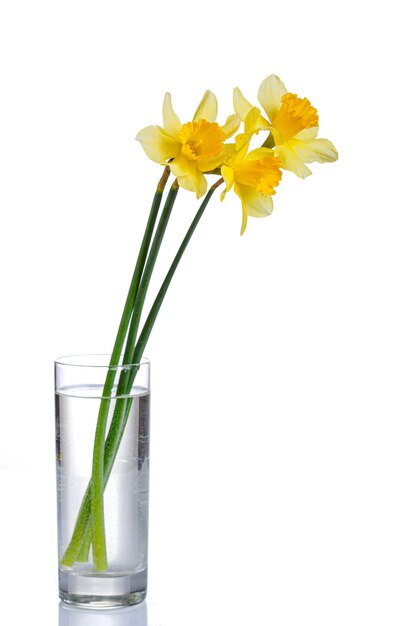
[
  {"left": 272, "top": 93, "right": 318, "bottom": 142},
  {"left": 178, "top": 120, "right": 226, "bottom": 161},
  {"left": 234, "top": 157, "right": 282, "bottom": 196}
]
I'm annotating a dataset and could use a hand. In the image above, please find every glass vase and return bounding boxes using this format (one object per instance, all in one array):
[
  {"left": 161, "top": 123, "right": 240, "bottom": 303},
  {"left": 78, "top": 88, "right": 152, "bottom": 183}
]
[{"left": 55, "top": 354, "right": 150, "bottom": 608}]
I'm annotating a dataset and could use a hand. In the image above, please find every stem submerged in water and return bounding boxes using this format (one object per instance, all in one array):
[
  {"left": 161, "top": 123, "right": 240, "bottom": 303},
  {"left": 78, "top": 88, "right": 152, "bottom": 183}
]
[
  {"left": 60, "top": 167, "right": 170, "bottom": 569},
  {"left": 90, "top": 179, "right": 179, "bottom": 570},
  {"left": 60, "top": 176, "right": 223, "bottom": 570}
]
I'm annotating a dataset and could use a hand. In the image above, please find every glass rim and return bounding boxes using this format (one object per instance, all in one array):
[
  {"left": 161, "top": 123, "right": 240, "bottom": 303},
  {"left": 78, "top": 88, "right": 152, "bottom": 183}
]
[{"left": 54, "top": 353, "right": 150, "bottom": 370}]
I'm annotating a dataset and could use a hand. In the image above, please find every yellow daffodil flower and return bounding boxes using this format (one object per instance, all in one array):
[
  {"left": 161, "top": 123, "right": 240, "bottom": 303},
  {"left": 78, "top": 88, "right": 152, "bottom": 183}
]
[
  {"left": 136, "top": 91, "right": 240, "bottom": 198},
  {"left": 221, "top": 134, "right": 282, "bottom": 235},
  {"left": 233, "top": 75, "right": 338, "bottom": 179}
]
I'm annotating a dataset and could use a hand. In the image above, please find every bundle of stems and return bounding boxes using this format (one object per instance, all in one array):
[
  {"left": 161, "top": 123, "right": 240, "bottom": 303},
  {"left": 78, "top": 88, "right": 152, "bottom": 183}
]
[{"left": 60, "top": 167, "right": 223, "bottom": 571}]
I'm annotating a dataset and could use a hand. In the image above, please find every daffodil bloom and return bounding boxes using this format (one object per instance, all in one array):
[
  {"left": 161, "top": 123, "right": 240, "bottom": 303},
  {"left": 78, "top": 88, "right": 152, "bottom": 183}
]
[
  {"left": 136, "top": 91, "right": 240, "bottom": 198},
  {"left": 221, "top": 134, "right": 282, "bottom": 235},
  {"left": 233, "top": 74, "right": 338, "bottom": 179}
]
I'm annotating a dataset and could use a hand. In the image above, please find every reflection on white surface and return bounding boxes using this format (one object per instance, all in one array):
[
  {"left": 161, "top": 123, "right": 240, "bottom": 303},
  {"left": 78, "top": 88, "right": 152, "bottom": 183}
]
[{"left": 59, "top": 601, "right": 148, "bottom": 626}]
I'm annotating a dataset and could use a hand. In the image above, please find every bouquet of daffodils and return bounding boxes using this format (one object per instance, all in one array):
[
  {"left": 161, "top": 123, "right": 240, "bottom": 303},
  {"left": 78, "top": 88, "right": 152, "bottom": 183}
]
[{"left": 60, "top": 74, "right": 337, "bottom": 571}]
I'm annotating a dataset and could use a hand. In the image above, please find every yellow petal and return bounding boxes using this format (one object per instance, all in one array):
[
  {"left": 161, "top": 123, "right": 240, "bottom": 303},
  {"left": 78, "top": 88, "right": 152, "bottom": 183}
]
[
  {"left": 197, "top": 153, "right": 224, "bottom": 172},
  {"left": 291, "top": 138, "right": 338, "bottom": 163},
  {"left": 223, "top": 134, "right": 253, "bottom": 168},
  {"left": 220, "top": 114, "right": 241, "bottom": 138},
  {"left": 136, "top": 125, "right": 180, "bottom": 163},
  {"left": 220, "top": 165, "right": 234, "bottom": 200},
  {"left": 222, "top": 143, "right": 238, "bottom": 163},
  {"left": 234, "top": 183, "right": 274, "bottom": 235},
  {"left": 189, "top": 169, "right": 208, "bottom": 198},
  {"left": 257, "top": 74, "right": 287, "bottom": 122},
  {"left": 236, "top": 183, "right": 274, "bottom": 218},
  {"left": 234, "top": 133, "right": 251, "bottom": 160},
  {"left": 233, "top": 87, "right": 254, "bottom": 121},
  {"left": 294, "top": 127, "right": 319, "bottom": 141},
  {"left": 275, "top": 144, "right": 312, "bottom": 178},
  {"left": 166, "top": 154, "right": 188, "bottom": 178},
  {"left": 193, "top": 90, "right": 218, "bottom": 122},
  {"left": 244, "top": 147, "right": 276, "bottom": 161},
  {"left": 271, "top": 128, "right": 284, "bottom": 147},
  {"left": 163, "top": 93, "right": 181, "bottom": 136},
  {"left": 244, "top": 107, "right": 270, "bottom": 135},
  {"left": 234, "top": 185, "right": 248, "bottom": 235},
  {"left": 240, "top": 208, "right": 248, "bottom": 235},
  {"left": 170, "top": 156, "right": 207, "bottom": 198}
]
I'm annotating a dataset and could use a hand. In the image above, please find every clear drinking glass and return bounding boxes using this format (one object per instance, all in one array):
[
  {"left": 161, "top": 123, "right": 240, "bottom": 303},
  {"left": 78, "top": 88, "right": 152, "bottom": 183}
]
[{"left": 55, "top": 355, "right": 150, "bottom": 608}]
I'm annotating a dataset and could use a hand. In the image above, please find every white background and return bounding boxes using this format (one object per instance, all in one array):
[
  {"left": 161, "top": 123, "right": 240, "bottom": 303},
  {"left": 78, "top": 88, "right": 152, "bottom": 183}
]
[{"left": 0, "top": 1, "right": 416, "bottom": 624}]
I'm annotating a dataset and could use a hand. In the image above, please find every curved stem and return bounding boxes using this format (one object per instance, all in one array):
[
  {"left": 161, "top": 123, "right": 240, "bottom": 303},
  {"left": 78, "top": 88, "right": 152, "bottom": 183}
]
[
  {"left": 90, "top": 179, "right": 179, "bottom": 569},
  {"left": 62, "top": 178, "right": 222, "bottom": 567},
  {"left": 101, "top": 178, "right": 224, "bottom": 486},
  {"left": 116, "top": 180, "right": 179, "bottom": 395},
  {"left": 60, "top": 166, "right": 170, "bottom": 569},
  {"left": 132, "top": 177, "right": 224, "bottom": 373}
]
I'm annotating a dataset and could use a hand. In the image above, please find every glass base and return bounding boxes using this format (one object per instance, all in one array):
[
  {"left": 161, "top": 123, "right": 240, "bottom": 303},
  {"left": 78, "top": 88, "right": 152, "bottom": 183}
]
[{"left": 59, "top": 568, "right": 147, "bottom": 609}]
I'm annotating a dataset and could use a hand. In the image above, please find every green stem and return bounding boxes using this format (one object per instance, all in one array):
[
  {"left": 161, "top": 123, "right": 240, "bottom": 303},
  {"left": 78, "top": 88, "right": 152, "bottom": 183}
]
[
  {"left": 60, "top": 166, "right": 170, "bottom": 569},
  {"left": 77, "top": 180, "right": 179, "bottom": 563},
  {"left": 90, "top": 179, "right": 179, "bottom": 569},
  {"left": 261, "top": 132, "right": 275, "bottom": 149},
  {"left": 77, "top": 526, "right": 92, "bottom": 562},
  {"left": 132, "top": 177, "right": 224, "bottom": 374},
  {"left": 63, "top": 178, "right": 222, "bottom": 567},
  {"left": 118, "top": 179, "right": 179, "bottom": 393},
  {"left": 101, "top": 177, "right": 225, "bottom": 484}
]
